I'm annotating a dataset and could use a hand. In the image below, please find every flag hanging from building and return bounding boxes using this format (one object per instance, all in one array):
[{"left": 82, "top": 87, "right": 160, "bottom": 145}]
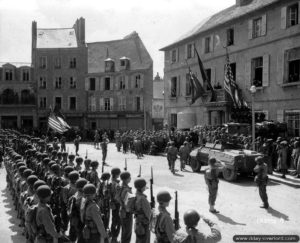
[
  {"left": 48, "top": 107, "right": 70, "bottom": 134},
  {"left": 223, "top": 51, "right": 248, "bottom": 108},
  {"left": 188, "top": 67, "right": 205, "bottom": 105},
  {"left": 194, "top": 47, "right": 216, "bottom": 102}
]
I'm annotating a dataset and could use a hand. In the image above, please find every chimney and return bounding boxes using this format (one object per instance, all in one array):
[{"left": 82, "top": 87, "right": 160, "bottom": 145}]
[
  {"left": 79, "top": 17, "right": 85, "bottom": 44},
  {"left": 31, "top": 21, "right": 37, "bottom": 65},
  {"left": 236, "top": 0, "right": 253, "bottom": 6}
]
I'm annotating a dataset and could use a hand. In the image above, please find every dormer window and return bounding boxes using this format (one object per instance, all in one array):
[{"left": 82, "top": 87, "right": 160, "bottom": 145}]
[
  {"left": 120, "top": 56, "right": 130, "bottom": 70},
  {"left": 105, "top": 58, "right": 115, "bottom": 72},
  {"left": 5, "top": 69, "right": 13, "bottom": 81},
  {"left": 22, "top": 69, "right": 30, "bottom": 81}
]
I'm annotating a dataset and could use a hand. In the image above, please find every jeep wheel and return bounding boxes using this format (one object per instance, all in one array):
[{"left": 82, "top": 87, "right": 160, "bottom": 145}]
[
  {"left": 222, "top": 167, "right": 237, "bottom": 181},
  {"left": 190, "top": 158, "right": 201, "bottom": 172}
]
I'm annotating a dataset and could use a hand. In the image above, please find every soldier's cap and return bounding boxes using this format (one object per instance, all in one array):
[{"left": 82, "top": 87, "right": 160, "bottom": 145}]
[
  {"left": 208, "top": 157, "right": 217, "bottom": 165},
  {"left": 64, "top": 166, "right": 74, "bottom": 174},
  {"left": 15, "top": 155, "right": 22, "bottom": 160},
  {"left": 170, "top": 141, "right": 175, "bottom": 145},
  {"left": 25, "top": 150, "right": 30, "bottom": 155},
  {"left": 84, "top": 159, "right": 91, "bottom": 166},
  {"left": 27, "top": 175, "right": 38, "bottom": 186},
  {"left": 83, "top": 184, "right": 96, "bottom": 196},
  {"left": 48, "top": 147, "right": 54, "bottom": 152},
  {"left": 33, "top": 180, "right": 47, "bottom": 191},
  {"left": 48, "top": 161, "right": 56, "bottom": 168},
  {"left": 57, "top": 151, "right": 62, "bottom": 156},
  {"left": 90, "top": 160, "right": 99, "bottom": 167},
  {"left": 101, "top": 172, "right": 111, "bottom": 181},
  {"left": 267, "top": 139, "right": 273, "bottom": 143},
  {"left": 51, "top": 150, "right": 58, "bottom": 155},
  {"left": 75, "top": 178, "right": 88, "bottom": 189},
  {"left": 50, "top": 164, "right": 60, "bottom": 173},
  {"left": 280, "top": 141, "right": 288, "bottom": 146},
  {"left": 183, "top": 141, "right": 188, "bottom": 145},
  {"left": 42, "top": 158, "right": 51, "bottom": 165},
  {"left": 68, "top": 154, "right": 75, "bottom": 159},
  {"left": 36, "top": 185, "right": 52, "bottom": 199},
  {"left": 41, "top": 153, "right": 48, "bottom": 159},
  {"left": 76, "top": 157, "right": 84, "bottom": 163},
  {"left": 23, "top": 169, "right": 33, "bottom": 178},
  {"left": 184, "top": 209, "right": 200, "bottom": 228},
  {"left": 120, "top": 171, "right": 131, "bottom": 181},
  {"left": 294, "top": 141, "right": 300, "bottom": 147},
  {"left": 134, "top": 178, "right": 147, "bottom": 189},
  {"left": 255, "top": 156, "right": 264, "bottom": 164},
  {"left": 276, "top": 137, "right": 282, "bottom": 143},
  {"left": 157, "top": 191, "right": 172, "bottom": 203},
  {"left": 17, "top": 162, "right": 26, "bottom": 167},
  {"left": 62, "top": 152, "right": 68, "bottom": 157},
  {"left": 18, "top": 165, "right": 28, "bottom": 174},
  {"left": 68, "top": 171, "right": 80, "bottom": 181},
  {"left": 111, "top": 167, "right": 121, "bottom": 176}
]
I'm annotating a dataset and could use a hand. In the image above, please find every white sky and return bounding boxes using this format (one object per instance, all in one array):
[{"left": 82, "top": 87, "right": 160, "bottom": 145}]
[{"left": 0, "top": 0, "right": 235, "bottom": 77}]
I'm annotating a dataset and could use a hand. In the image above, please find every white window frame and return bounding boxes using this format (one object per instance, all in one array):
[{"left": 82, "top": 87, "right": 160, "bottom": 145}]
[
  {"left": 253, "top": 17, "right": 262, "bottom": 38},
  {"left": 39, "top": 76, "right": 47, "bottom": 89},
  {"left": 119, "top": 96, "right": 126, "bottom": 111},
  {"left": 5, "top": 69, "right": 13, "bottom": 81},
  {"left": 39, "top": 56, "right": 47, "bottom": 69},
  {"left": 104, "top": 98, "right": 111, "bottom": 111},
  {"left": 54, "top": 76, "right": 62, "bottom": 89},
  {"left": 39, "top": 97, "right": 47, "bottom": 109},
  {"left": 21, "top": 69, "right": 30, "bottom": 81},
  {"left": 54, "top": 56, "right": 62, "bottom": 69},
  {"left": 69, "top": 57, "right": 77, "bottom": 69},
  {"left": 69, "top": 76, "right": 77, "bottom": 89}
]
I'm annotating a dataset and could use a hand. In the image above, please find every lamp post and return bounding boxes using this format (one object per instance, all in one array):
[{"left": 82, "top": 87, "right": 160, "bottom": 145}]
[{"left": 250, "top": 85, "right": 257, "bottom": 151}]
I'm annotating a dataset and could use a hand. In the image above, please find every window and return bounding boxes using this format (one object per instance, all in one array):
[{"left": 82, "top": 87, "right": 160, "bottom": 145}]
[
  {"left": 136, "top": 96, "right": 141, "bottom": 111},
  {"left": 105, "top": 60, "right": 115, "bottom": 72},
  {"left": 104, "top": 98, "right": 111, "bottom": 111},
  {"left": 89, "top": 78, "right": 96, "bottom": 90},
  {"left": 90, "top": 96, "right": 96, "bottom": 111},
  {"left": 22, "top": 69, "right": 30, "bottom": 81},
  {"left": 288, "top": 60, "right": 300, "bottom": 83},
  {"left": 186, "top": 74, "right": 192, "bottom": 96},
  {"left": 39, "top": 77, "right": 46, "bottom": 89},
  {"left": 119, "top": 96, "right": 126, "bottom": 111},
  {"left": 70, "top": 57, "right": 76, "bottom": 68},
  {"left": 230, "top": 63, "right": 236, "bottom": 81},
  {"left": 54, "top": 57, "right": 61, "bottom": 69},
  {"left": 55, "top": 97, "right": 62, "bottom": 109},
  {"left": 187, "top": 43, "right": 194, "bottom": 59},
  {"left": 171, "top": 113, "right": 177, "bottom": 128},
  {"left": 69, "top": 97, "right": 76, "bottom": 110},
  {"left": 252, "top": 57, "right": 263, "bottom": 87},
  {"left": 253, "top": 17, "right": 262, "bottom": 38},
  {"left": 171, "top": 49, "right": 177, "bottom": 63},
  {"left": 204, "top": 69, "right": 211, "bottom": 91},
  {"left": 227, "top": 28, "right": 234, "bottom": 46},
  {"left": 135, "top": 75, "right": 141, "bottom": 88},
  {"left": 69, "top": 77, "right": 76, "bottom": 89},
  {"left": 119, "top": 76, "right": 125, "bottom": 90},
  {"left": 39, "top": 97, "right": 46, "bottom": 109},
  {"left": 254, "top": 111, "right": 267, "bottom": 122},
  {"left": 105, "top": 77, "right": 111, "bottom": 90},
  {"left": 120, "top": 60, "right": 126, "bottom": 67},
  {"left": 21, "top": 90, "right": 31, "bottom": 104},
  {"left": 204, "top": 37, "right": 211, "bottom": 53},
  {"left": 54, "top": 77, "right": 62, "bottom": 89},
  {"left": 39, "top": 56, "right": 47, "bottom": 69},
  {"left": 287, "top": 4, "right": 299, "bottom": 27},
  {"left": 286, "top": 112, "right": 300, "bottom": 136},
  {"left": 171, "top": 77, "right": 177, "bottom": 97},
  {"left": 5, "top": 69, "right": 13, "bottom": 81}
]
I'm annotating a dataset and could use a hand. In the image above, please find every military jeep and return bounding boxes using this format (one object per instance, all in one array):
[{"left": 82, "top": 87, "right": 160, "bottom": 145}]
[{"left": 189, "top": 142, "right": 262, "bottom": 181}]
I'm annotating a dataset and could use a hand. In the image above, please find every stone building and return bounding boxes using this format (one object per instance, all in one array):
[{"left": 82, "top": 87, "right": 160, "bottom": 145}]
[
  {"left": 160, "top": 0, "right": 300, "bottom": 136},
  {"left": 85, "top": 32, "right": 153, "bottom": 130},
  {"left": 0, "top": 62, "right": 37, "bottom": 130},
  {"left": 152, "top": 72, "right": 164, "bottom": 130},
  {"left": 32, "top": 18, "right": 88, "bottom": 129}
]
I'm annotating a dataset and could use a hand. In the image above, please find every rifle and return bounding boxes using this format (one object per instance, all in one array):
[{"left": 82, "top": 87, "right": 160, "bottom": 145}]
[
  {"left": 85, "top": 149, "right": 88, "bottom": 159},
  {"left": 137, "top": 164, "right": 141, "bottom": 177},
  {"left": 173, "top": 191, "right": 179, "bottom": 230},
  {"left": 124, "top": 158, "right": 127, "bottom": 171},
  {"left": 102, "top": 163, "right": 104, "bottom": 173},
  {"left": 150, "top": 166, "right": 155, "bottom": 209}
]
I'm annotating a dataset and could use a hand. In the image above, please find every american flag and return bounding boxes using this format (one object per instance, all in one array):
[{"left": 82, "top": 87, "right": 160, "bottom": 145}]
[
  {"left": 48, "top": 113, "right": 69, "bottom": 134},
  {"left": 188, "top": 67, "right": 205, "bottom": 104}
]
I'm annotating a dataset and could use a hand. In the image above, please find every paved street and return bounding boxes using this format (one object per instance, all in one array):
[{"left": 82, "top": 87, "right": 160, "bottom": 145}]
[{"left": 0, "top": 143, "right": 300, "bottom": 243}]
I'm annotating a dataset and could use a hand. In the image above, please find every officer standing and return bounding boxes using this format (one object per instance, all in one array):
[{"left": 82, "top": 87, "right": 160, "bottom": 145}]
[
  {"left": 74, "top": 135, "right": 81, "bottom": 156},
  {"left": 100, "top": 136, "right": 109, "bottom": 166},
  {"left": 168, "top": 142, "right": 178, "bottom": 174},
  {"left": 178, "top": 141, "right": 189, "bottom": 171},
  {"left": 254, "top": 156, "right": 269, "bottom": 209},
  {"left": 134, "top": 178, "right": 152, "bottom": 243},
  {"left": 173, "top": 209, "right": 221, "bottom": 243},
  {"left": 204, "top": 158, "right": 220, "bottom": 214},
  {"left": 78, "top": 184, "right": 109, "bottom": 243},
  {"left": 154, "top": 190, "right": 175, "bottom": 243}
]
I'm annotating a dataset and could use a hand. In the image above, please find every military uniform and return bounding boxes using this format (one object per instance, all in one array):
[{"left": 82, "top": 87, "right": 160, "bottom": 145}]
[
  {"left": 254, "top": 156, "right": 269, "bottom": 208},
  {"left": 167, "top": 144, "right": 178, "bottom": 173},
  {"left": 110, "top": 169, "right": 121, "bottom": 243}
]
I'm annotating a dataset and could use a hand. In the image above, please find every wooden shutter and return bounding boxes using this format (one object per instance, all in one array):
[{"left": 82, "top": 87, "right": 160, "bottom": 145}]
[
  {"left": 176, "top": 48, "right": 179, "bottom": 62},
  {"left": 281, "top": 6, "right": 287, "bottom": 29},
  {"left": 248, "top": 20, "right": 253, "bottom": 39},
  {"left": 131, "top": 75, "right": 135, "bottom": 89},
  {"left": 192, "top": 43, "right": 195, "bottom": 57},
  {"left": 211, "top": 67, "right": 216, "bottom": 86},
  {"left": 263, "top": 110, "right": 269, "bottom": 120},
  {"left": 202, "top": 38, "right": 205, "bottom": 54},
  {"left": 140, "top": 96, "right": 144, "bottom": 111},
  {"left": 185, "top": 45, "right": 188, "bottom": 59},
  {"left": 125, "top": 75, "right": 129, "bottom": 89},
  {"left": 169, "top": 50, "right": 172, "bottom": 63},
  {"left": 140, "top": 74, "right": 144, "bottom": 89},
  {"left": 177, "top": 75, "right": 180, "bottom": 97},
  {"left": 95, "top": 77, "right": 100, "bottom": 90},
  {"left": 100, "top": 77, "right": 105, "bottom": 91},
  {"left": 277, "top": 51, "right": 284, "bottom": 85},
  {"left": 261, "top": 14, "right": 267, "bottom": 36},
  {"left": 110, "top": 97, "right": 114, "bottom": 111},
  {"left": 245, "top": 60, "right": 251, "bottom": 89},
  {"left": 124, "top": 96, "right": 126, "bottom": 110},
  {"left": 85, "top": 77, "right": 89, "bottom": 90},
  {"left": 91, "top": 96, "right": 96, "bottom": 111},
  {"left": 99, "top": 98, "right": 104, "bottom": 111},
  {"left": 262, "top": 54, "right": 269, "bottom": 87},
  {"left": 277, "top": 110, "right": 284, "bottom": 122},
  {"left": 182, "top": 74, "right": 186, "bottom": 96},
  {"left": 110, "top": 77, "right": 114, "bottom": 90},
  {"left": 209, "top": 35, "right": 214, "bottom": 53}
]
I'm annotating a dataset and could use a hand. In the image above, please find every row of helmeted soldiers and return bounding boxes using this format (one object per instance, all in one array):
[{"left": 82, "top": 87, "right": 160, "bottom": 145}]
[{"left": 2, "top": 130, "right": 221, "bottom": 243}]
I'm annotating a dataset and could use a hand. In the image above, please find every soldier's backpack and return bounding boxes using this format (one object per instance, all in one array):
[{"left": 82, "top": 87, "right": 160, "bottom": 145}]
[
  {"left": 25, "top": 205, "right": 38, "bottom": 237},
  {"left": 124, "top": 192, "right": 136, "bottom": 213},
  {"left": 114, "top": 184, "right": 124, "bottom": 205}
]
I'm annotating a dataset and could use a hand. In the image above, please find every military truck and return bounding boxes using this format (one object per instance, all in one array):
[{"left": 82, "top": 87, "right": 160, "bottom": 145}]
[{"left": 189, "top": 142, "right": 262, "bottom": 181}]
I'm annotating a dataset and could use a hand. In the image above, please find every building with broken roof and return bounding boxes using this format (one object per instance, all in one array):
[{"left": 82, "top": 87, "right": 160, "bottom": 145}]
[
  {"left": 160, "top": 0, "right": 300, "bottom": 137},
  {"left": 32, "top": 17, "right": 88, "bottom": 129},
  {"left": 85, "top": 31, "right": 153, "bottom": 130}
]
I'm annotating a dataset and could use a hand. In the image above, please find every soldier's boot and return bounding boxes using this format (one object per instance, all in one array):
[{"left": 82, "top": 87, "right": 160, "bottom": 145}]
[{"left": 209, "top": 205, "right": 219, "bottom": 214}]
